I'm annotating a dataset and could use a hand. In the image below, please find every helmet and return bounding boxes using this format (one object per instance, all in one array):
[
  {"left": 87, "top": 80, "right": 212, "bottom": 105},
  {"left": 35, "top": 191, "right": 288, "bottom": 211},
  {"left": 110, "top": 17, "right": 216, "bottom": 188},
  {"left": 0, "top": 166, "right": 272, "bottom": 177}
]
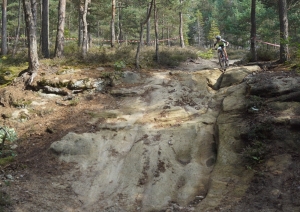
[{"left": 216, "top": 35, "right": 221, "bottom": 40}]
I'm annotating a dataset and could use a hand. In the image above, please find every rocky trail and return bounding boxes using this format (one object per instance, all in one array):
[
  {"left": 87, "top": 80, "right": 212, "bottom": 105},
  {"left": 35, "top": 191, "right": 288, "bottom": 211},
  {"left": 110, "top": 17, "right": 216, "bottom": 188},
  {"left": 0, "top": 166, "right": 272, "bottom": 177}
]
[{"left": 1, "top": 58, "right": 300, "bottom": 212}]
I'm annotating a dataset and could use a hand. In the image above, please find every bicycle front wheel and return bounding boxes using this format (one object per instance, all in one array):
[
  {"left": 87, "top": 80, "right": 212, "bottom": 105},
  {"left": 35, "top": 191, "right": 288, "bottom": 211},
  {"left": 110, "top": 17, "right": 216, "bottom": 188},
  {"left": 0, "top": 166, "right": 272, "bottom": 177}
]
[{"left": 218, "top": 52, "right": 226, "bottom": 69}]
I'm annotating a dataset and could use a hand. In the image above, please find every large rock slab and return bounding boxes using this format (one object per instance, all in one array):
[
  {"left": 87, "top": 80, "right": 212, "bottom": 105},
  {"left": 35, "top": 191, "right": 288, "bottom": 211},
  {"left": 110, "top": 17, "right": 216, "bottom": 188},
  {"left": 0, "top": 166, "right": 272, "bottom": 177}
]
[{"left": 50, "top": 66, "right": 260, "bottom": 211}]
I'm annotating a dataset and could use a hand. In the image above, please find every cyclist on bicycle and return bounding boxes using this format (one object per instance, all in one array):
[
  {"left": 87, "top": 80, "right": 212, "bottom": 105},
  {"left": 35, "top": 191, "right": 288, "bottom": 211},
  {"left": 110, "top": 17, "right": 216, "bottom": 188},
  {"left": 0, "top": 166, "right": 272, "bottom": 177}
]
[{"left": 214, "top": 35, "right": 229, "bottom": 61}]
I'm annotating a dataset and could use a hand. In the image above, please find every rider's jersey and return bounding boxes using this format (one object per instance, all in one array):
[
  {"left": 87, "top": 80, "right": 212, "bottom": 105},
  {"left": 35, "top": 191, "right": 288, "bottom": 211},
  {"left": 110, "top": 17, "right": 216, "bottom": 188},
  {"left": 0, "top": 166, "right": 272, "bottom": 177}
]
[{"left": 214, "top": 39, "right": 228, "bottom": 48}]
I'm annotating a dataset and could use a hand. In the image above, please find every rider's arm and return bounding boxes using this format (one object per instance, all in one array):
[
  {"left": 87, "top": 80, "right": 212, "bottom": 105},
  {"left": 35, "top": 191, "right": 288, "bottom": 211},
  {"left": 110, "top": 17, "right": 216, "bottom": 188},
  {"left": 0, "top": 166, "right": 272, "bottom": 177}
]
[{"left": 221, "top": 39, "right": 229, "bottom": 46}]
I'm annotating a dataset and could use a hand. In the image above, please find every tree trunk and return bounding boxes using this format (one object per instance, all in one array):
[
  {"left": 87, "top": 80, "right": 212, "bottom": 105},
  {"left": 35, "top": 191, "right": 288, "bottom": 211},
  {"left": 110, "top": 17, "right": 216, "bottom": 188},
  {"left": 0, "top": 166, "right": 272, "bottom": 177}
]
[
  {"left": 179, "top": 0, "right": 185, "bottom": 48},
  {"left": 23, "top": 0, "right": 40, "bottom": 85},
  {"left": 41, "top": 0, "right": 49, "bottom": 58},
  {"left": 278, "top": 0, "right": 289, "bottom": 63},
  {"left": 135, "top": 0, "right": 154, "bottom": 69},
  {"left": 1, "top": 0, "right": 7, "bottom": 55},
  {"left": 111, "top": 0, "right": 116, "bottom": 47},
  {"left": 154, "top": 1, "right": 159, "bottom": 62},
  {"left": 197, "top": 19, "right": 201, "bottom": 47},
  {"left": 146, "top": 3, "right": 151, "bottom": 46},
  {"left": 167, "top": 27, "right": 170, "bottom": 47},
  {"left": 135, "top": 23, "right": 144, "bottom": 69},
  {"left": 81, "top": 0, "right": 89, "bottom": 58},
  {"left": 161, "top": 14, "right": 164, "bottom": 44},
  {"left": 78, "top": 3, "right": 83, "bottom": 47},
  {"left": 12, "top": 0, "right": 22, "bottom": 57},
  {"left": 55, "top": 0, "right": 66, "bottom": 58},
  {"left": 118, "top": 3, "right": 123, "bottom": 42},
  {"left": 250, "top": 0, "right": 257, "bottom": 62}
]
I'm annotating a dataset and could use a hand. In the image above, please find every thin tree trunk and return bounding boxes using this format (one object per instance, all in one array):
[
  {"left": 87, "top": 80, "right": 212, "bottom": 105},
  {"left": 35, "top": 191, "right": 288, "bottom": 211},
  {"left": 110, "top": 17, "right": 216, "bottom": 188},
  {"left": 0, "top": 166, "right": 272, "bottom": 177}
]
[
  {"left": 41, "top": 0, "right": 49, "bottom": 58},
  {"left": 161, "top": 14, "right": 164, "bottom": 45},
  {"left": 118, "top": 3, "right": 123, "bottom": 42},
  {"left": 278, "top": 0, "right": 289, "bottom": 63},
  {"left": 135, "top": 23, "right": 144, "bottom": 69},
  {"left": 135, "top": 0, "right": 154, "bottom": 69},
  {"left": 1, "top": 0, "right": 8, "bottom": 55},
  {"left": 78, "top": 3, "right": 83, "bottom": 47},
  {"left": 55, "top": 0, "right": 66, "bottom": 57},
  {"left": 250, "top": 0, "right": 257, "bottom": 62},
  {"left": 81, "top": 0, "right": 89, "bottom": 58},
  {"left": 13, "top": 0, "right": 22, "bottom": 57},
  {"left": 197, "top": 19, "right": 201, "bottom": 47},
  {"left": 146, "top": 3, "right": 151, "bottom": 46},
  {"left": 111, "top": 0, "right": 116, "bottom": 47},
  {"left": 179, "top": 0, "right": 185, "bottom": 48},
  {"left": 154, "top": 1, "right": 159, "bottom": 62},
  {"left": 22, "top": 0, "right": 40, "bottom": 85},
  {"left": 167, "top": 27, "right": 170, "bottom": 47}
]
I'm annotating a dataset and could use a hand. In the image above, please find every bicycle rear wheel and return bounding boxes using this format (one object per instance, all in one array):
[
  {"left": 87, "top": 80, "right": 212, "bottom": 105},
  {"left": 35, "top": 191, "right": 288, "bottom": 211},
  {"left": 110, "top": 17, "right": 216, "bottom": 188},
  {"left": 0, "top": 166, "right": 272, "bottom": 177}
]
[{"left": 218, "top": 52, "right": 226, "bottom": 70}]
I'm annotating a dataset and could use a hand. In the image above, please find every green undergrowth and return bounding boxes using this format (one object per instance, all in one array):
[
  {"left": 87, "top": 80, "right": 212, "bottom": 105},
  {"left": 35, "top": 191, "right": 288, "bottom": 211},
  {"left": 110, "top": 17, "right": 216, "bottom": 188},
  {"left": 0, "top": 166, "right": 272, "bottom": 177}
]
[
  {"left": 227, "top": 49, "right": 248, "bottom": 60},
  {"left": 0, "top": 127, "right": 17, "bottom": 169},
  {"left": 241, "top": 121, "right": 273, "bottom": 169},
  {"left": 61, "top": 42, "right": 199, "bottom": 68},
  {"left": 85, "top": 111, "right": 118, "bottom": 119},
  {"left": 197, "top": 48, "right": 213, "bottom": 59},
  {"left": 0, "top": 191, "right": 11, "bottom": 211},
  {"left": 1, "top": 43, "right": 203, "bottom": 80},
  {"left": 0, "top": 155, "right": 15, "bottom": 166},
  {"left": 0, "top": 55, "right": 28, "bottom": 87},
  {"left": 289, "top": 43, "right": 300, "bottom": 73}
]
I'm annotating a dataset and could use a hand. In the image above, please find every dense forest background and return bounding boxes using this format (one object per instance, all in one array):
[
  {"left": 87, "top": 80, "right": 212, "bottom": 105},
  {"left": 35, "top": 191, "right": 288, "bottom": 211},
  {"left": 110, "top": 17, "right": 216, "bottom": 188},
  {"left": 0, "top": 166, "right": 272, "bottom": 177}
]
[{"left": 0, "top": 0, "right": 300, "bottom": 69}]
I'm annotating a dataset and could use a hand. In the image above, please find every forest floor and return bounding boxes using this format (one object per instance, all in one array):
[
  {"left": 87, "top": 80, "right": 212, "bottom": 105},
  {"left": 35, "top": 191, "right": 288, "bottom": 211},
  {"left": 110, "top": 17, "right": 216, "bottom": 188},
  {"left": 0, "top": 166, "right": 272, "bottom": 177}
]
[{"left": 0, "top": 57, "right": 299, "bottom": 211}]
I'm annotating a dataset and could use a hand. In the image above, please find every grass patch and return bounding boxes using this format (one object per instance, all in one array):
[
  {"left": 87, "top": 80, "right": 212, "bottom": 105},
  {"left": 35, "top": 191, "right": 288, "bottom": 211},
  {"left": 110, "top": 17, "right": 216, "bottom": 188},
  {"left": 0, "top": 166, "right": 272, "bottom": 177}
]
[
  {"left": 11, "top": 99, "right": 32, "bottom": 108},
  {"left": 159, "top": 47, "right": 198, "bottom": 67},
  {"left": 1, "top": 43, "right": 215, "bottom": 77},
  {"left": 0, "top": 55, "right": 28, "bottom": 86},
  {"left": 85, "top": 111, "right": 118, "bottom": 119},
  {"left": 35, "top": 108, "right": 54, "bottom": 117},
  {"left": 242, "top": 46, "right": 279, "bottom": 62},
  {"left": 197, "top": 49, "right": 213, "bottom": 59},
  {"left": 0, "top": 191, "right": 11, "bottom": 211},
  {"left": 241, "top": 122, "right": 273, "bottom": 168},
  {"left": 69, "top": 98, "right": 79, "bottom": 106},
  {"left": 227, "top": 49, "right": 248, "bottom": 60},
  {"left": 0, "top": 156, "right": 15, "bottom": 166}
]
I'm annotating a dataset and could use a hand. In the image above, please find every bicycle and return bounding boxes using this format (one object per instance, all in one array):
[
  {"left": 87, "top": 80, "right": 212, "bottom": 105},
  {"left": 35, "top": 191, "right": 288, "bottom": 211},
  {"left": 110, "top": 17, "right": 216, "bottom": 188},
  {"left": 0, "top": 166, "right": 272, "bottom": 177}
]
[{"left": 216, "top": 47, "right": 229, "bottom": 71}]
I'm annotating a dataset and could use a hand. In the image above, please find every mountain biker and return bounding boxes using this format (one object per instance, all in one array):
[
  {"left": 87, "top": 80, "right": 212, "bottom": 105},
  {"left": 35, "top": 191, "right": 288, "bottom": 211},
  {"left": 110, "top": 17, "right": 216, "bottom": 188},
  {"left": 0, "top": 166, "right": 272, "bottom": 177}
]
[{"left": 214, "top": 35, "right": 229, "bottom": 61}]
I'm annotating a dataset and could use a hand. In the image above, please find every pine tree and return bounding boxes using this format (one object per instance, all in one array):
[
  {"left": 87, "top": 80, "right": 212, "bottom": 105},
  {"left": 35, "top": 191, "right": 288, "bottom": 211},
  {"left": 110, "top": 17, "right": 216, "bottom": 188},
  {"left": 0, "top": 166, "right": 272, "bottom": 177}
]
[
  {"left": 208, "top": 20, "right": 220, "bottom": 42},
  {"left": 195, "top": 10, "right": 204, "bottom": 46}
]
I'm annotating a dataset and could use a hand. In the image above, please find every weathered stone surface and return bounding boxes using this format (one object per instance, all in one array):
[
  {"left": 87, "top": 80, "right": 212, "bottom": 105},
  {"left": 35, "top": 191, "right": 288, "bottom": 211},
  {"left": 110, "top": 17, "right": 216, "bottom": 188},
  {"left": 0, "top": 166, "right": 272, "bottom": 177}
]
[
  {"left": 219, "top": 66, "right": 261, "bottom": 89},
  {"left": 50, "top": 66, "right": 281, "bottom": 211},
  {"left": 222, "top": 83, "right": 249, "bottom": 112},
  {"left": 121, "top": 71, "right": 141, "bottom": 84},
  {"left": 247, "top": 75, "right": 300, "bottom": 97}
]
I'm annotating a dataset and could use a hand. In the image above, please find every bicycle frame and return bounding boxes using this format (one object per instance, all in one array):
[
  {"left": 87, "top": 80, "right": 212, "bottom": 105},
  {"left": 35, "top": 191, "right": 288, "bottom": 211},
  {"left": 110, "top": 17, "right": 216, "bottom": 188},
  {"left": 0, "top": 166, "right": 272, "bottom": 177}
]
[{"left": 217, "top": 47, "right": 228, "bottom": 71}]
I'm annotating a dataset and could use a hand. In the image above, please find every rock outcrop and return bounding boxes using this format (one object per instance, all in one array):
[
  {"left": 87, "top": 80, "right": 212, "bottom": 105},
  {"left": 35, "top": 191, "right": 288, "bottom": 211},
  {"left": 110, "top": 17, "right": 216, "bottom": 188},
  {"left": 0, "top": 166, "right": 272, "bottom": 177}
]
[{"left": 50, "top": 66, "right": 269, "bottom": 211}]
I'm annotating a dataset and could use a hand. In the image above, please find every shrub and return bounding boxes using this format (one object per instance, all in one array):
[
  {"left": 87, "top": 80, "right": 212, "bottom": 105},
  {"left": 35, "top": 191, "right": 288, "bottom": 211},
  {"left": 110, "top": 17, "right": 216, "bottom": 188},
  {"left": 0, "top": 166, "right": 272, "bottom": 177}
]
[
  {"left": 0, "top": 127, "right": 18, "bottom": 150},
  {"left": 242, "top": 140, "right": 266, "bottom": 166},
  {"left": 241, "top": 122, "right": 272, "bottom": 167},
  {"left": 227, "top": 49, "right": 248, "bottom": 60},
  {"left": 156, "top": 47, "right": 198, "bottom": 67},
  {"left": 114, "top": 61, "right": 126, "bottom": 72},
  {"left": 256, "top": 46, "right": 279, "bottom": 61},
  {"left": 114, "top": 45, "right": 136, "bottom": 64},
  {"left": 64, "top": 41, "right": 80, "bottom": 56},
  {"left": 197, "top": 49, "right": 213, "bottom": 59}
]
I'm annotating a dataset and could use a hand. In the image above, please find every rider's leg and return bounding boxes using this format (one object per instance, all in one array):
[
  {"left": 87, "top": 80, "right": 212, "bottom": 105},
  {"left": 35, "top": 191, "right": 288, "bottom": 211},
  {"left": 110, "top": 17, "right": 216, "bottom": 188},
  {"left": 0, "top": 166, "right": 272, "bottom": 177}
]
[
  {"left": 223, "top": 47, "right": 229, "bottom": 60},
  {"left": 218, "top": 47, "right": 223, "bottom": 57}
]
